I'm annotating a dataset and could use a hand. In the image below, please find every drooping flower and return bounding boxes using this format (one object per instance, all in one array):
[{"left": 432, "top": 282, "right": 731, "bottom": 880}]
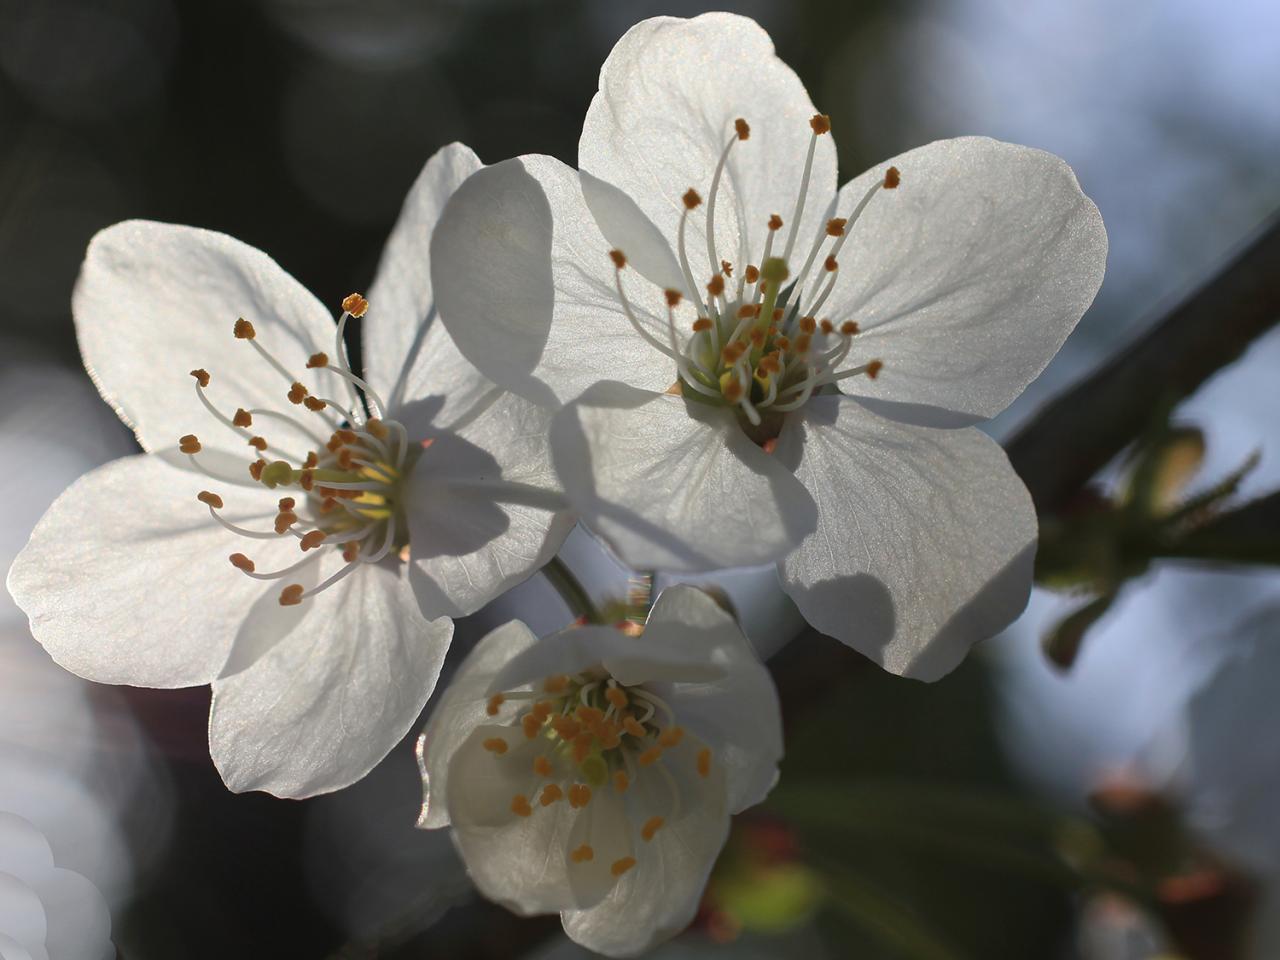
[
  {"left": 7, "top": 142, "right": 574, "bottom": 798},
  {"left": 417, "top": 585, "right": 783, "bottom": 957},
  {"left": 429, "top": 13, "right": 1108, "bottom": 680}
]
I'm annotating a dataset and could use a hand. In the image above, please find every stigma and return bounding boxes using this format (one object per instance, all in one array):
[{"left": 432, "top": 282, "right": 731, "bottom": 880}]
[
  {"left": 181, "top": 294, "right": 417, "bottom": 606},
  {"left": 608, "top": 114, "right": 893, "bottom": 440}
]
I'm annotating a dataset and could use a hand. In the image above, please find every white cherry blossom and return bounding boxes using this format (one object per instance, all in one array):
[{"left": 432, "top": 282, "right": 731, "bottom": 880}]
[
  {"left": 429, "top": 13, "right": 1107, "bottom": 679},
  {"left": 7, "top": 142, "right": 573, "bottom": 798},
  {"left": 417, "top": 585, "right": 782, "bottom": 957}
]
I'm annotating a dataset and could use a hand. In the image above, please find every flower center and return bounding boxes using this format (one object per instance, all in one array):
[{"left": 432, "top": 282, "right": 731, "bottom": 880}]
[
  {"left": 181, "top": 293, "right": 418, "bottom": 606},
  {"left": 484, "top": 670, "right": 713, "bottom": 876},
  {"left": 608, "top": 114, "right": 895, "bottom": 444}
]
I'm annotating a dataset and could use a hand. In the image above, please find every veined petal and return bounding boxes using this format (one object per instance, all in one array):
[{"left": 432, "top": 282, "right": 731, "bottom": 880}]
[
  {"left": 486, "top": 625, "right": 725, "bottom": 698},
  {"left": 643, "top": 585, "right": 783, "bottom": 812},
  {"left": 74, "top": 220, "right": 344, "bottom": 455},
  {"left": 446, "top": 724, "right": 579, "bottom": 915},
  {"left": 562, "top": 734, "right": 730, "bottom": 957},
  {"left": 550, "top": 381, "right": 817, "bottom": 572},
  {"left": 6, "top": 453, "right": 281, "bottom": 688},
  {"left": 406, "top": 392, "right": 574, "bottom": 620},
  {"left": 430, "top": 155, "right": 676, "bottom": 407},
  {"left": 565, "top": 787, "right": 634, "bottom": 911},
  {"left": 578, "top": 171, "right": 686, "bottom": 294},
  {"left": 822, "top": 137, "right": 1107, "bottom": 421},
  {"left": 364, "top": 142, "right": 496, "bottom": 422},
  {"left": 580, "top": 12, "right": 837, "bottom": 287},
  {"left": 209, "top": 559, "right": 452, "bottom": 798},
  {"left": 418, "top": 620, "right": 541, "bottom": 830},
  {"left": 776, "top": 394, "right": 1036, "bottom": 681}
]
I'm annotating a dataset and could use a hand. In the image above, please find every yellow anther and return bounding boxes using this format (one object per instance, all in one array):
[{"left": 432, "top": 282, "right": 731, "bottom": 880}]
[
  {"left": 605, "top": 687, "right": 628, "bottom": 710},
  {"left": 342, "top": 292, "right": 369, "bottom": 317},
  {"left": 522, "top": 713, "right": 542, "bottom": 739},
  {"left": 534, "top": 755, "right": 553, "bottom": 778},
  {"left": 544, "top": 675, "right": 569, "bottom": 694},
  {"left": 697, "top": 747, "right": 712, "bottom": 778},
  {"left": 611, "top": 857, "right": 637, "bottom": 877},
  {"left": 568, "top": 784, "right": 592, "bottom": 809},
  {"left": 551, "top": 716, "right": 581, "bottom": 740},
  {"left": 867, "top": 359, "right": 884, "bottom": 379},
  {"left": 641, "top": 816, "right": 665, "bottom": 842},
  {"left": 840, "top": 320, "right": 859, "bottom": 336},
  {"left": 638, "top": 746, "right": 663, "bottom": 767},
  {"left": 249, "top": 459, "right": 266, "bottom": 481},
  {"left": 539, "top": 784, "right": 563, "bottom": 806},
  {"left": 531, "top": 701, "right": 553, "bottom": 722},
  {"left": 798, "top": 316, "right": 817, "bottom": 334},
  {"left": 692, "top": 317, "right": 713, "bottom": 332},
  {"left": 609, "top": 249, "right": 627, "bottom": 269},
  {"left": 767, "top": 213, "right": 783, "bottom": 231},
  {"left": 300, "top": 530, "right": 326, "bottom": 551},
  {"left": 570, "top": 844, "right": 594, "bottom": 863},
  {"left": 706, "top": 274, "right": 725, "bottom": 297},
  {"left": 664, "top": 289, "right": 682, "bottom": 307},
  {"left": 248, "top": 436, "right": 267, "bottom": 451},
  {"left": 744, "top": 264, "right": 760, "bottom": 284},
  {"left": 573, "top": 733, "right": 594, "bottom": 763},
  {"left": 190, "top": 368, "right": 210, "bottom": 387},
  {"left": 233, "top": 318, "right": 256, "bottom": 339},
  {"left": 810, "top": 113, "right": 831, "bottom": 135},
  {"left": 658, "top": 726, "right": 684, "bottom": 748},
  {"left": 826, "top": 218, "right": 847, "bottom": 237},
  {"left": 734, "top": 117, "right": 750, "bottom": 140},
  {"left": 883, "top": 166, "right": 900, "bottom": 189},
  {"left": 197, "top": 491, "right": 223, "bottom": 509},
  {"left": 510, "top": 794, "right": 533, "bottom": 817},
  {"left": 682, "top": 188, "right": 702, "bottom": 210},
  {"left": 820, "top": 319, "right": 834, "bottom": 335},
  {"left": 576, "top": 705, "right": 604, "bottom": 725},
  {"left": 613, "top": 770, "right": 630, "bottom": 793},
  {"left": 228, "top": 552, "right": 255, "bottom": 573},
  {"left": 276, "top": 496, "right": 294, "bottom": 511},
  {"left": 303, "top": 396, "right": 327, "bottom": 412},
  {"left": 482, "top": 737, "right": 508, "bottom": 755},
  {"left": 622, "top": 716, "right": 646, "bottom": 738},
  {"left": 178, "top": 434, "right": 201, "bottom": 454},
  {"left": 367, "top": 418, "right": 389, "bottom": 439},
  {"left": 273, "top": 512, "right": 298, "bottom": 535},
  {"left": 287, "top": 382, "right": 309, "bottom": 405},
  {"left": 824, "top": 254, "right": 838, "bottom": 272},
  {"left": 306, "top": 352, "right": 328, "bottom": 368},
  {"left": 342, "top": 542, "right": 360, "bottom": 563},
  {"left": 231, "top": 408, "right": 252, "bottom": 428},
  {"left": 303, "top": 451, "right": 318, "bottom": 469},
  {"left": 486, "top": 694, "right": 505, "bottom": 717},
  {"left": 279, "top": 584, "right": 304, "bottom": 606}
]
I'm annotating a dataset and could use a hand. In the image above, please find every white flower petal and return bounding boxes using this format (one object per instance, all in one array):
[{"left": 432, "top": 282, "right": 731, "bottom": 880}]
[
  {"left": 579, "top": 12, "right": 837, "bottom": 288},
  {"left": 777, "top": 394, "right": 1036, "bottom": 681},
  {"left": 417, "top": 620, "right": 541, "bottom": 830},
  {"left": 209, "top": 560, "right": 452, "bottom": 798},
  {"left": 821, "top": 137, "right": 1107, "bottom": 420},
  {"left": 446, "top": 724, "right": 579, "bottom": 915},
  {"left": 406, "top": 392, "right": 573, "bottom": 620},
  {"left": 363, "top": 142, "right": 496, "bottom": 423},
  {"left": 6, "top": 453, "right": 283, "bottom": 688},
  {"left": 562, "top": 736, "right": 729, "bottom": 957},
  {"left": 74, "top": 220, "right": 344, "bottom": 455},
  {"left": 32, "top": 868, "right": 112, "bottom": 960},
  {"left": 431, "top": 154, "right": 675, "bottom": 407},
  {"left": 0, "top": 874, "right": 45, "bottom": 960},
  {"left": 550, "top": 381, "right": 816, "bottom": 572},
  {"left": 486, "top": 625, "right": 724, "bottom": 699},
  {"left": 578, "top": 171, "right": 686, "bottom": 294},
  {"left": 565, "top": 787, "right": 634, "bottom": 910},
  {"left": 643, "top": 585, "right": 782, "bottom": 812}
]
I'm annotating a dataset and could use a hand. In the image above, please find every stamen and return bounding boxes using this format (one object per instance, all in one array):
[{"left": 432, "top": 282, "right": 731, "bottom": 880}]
[
  {"left": 229, "top": 553, "right": 255, "bottom": 572},
  {"left": 641, "top": 816, "right": 665, "bottom": 841},
  {"left": 568, "top": 784, "right": 592, "bottom": 809},
  {"left": 611, "top": 857, "right": 637, "bottom": 877},
  {"left": 341, "top": 292, "right": 369, "bottom": 317},
  {"left": 510, "top": 794, "right": 533, "bottom": 818},
  {"left": 658, "top": 726, "right": 684, "bottom": 748},
  {"left": 179, "top": 434, "right": 201, "bottom": 454},
  {"left": 613, "top": 770, "right": 630, "bottom": 793},
  {"left": 197, "top": 491, "right": 223, "bottom": 509},
  {"left": 571, "top": 844, "right": 594, "bottom": 863},
  {"left": 279, "top": 584, "right": 304, "bottom": 606},
  {"left": 638, "top": 746, "right": 663, "bottom": 767},
  {"left": 534, "top": 755, "right": 553, "bottom": 777},
  {"left": 189, "top": 369, "right": 210, "bottom": 387},
  {"left": 306, "top": 353, "right": 328, "bottom": 368},
  {"left": 706, "top": 123, "right": 745, "bottom": 286},
  {"left": 486, "top": 694, "right": 505, "bottom": 716},
  {"left": 605, "top": 687, "right": 628, "bottom": 710},
  {"left": 540, "top": 784, "right": 563, "bottom": 806},
  {"left": 482, "top": 738, "right": 509, "bottom": 755},
  {"left": 609, "top": 259, "right": 681, "bottom": 362}
]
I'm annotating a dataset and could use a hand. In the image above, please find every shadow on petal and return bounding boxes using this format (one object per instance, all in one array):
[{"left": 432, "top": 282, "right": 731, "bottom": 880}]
[{"left": 786, "top": 573, "right": 896, "bottom": 661}]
